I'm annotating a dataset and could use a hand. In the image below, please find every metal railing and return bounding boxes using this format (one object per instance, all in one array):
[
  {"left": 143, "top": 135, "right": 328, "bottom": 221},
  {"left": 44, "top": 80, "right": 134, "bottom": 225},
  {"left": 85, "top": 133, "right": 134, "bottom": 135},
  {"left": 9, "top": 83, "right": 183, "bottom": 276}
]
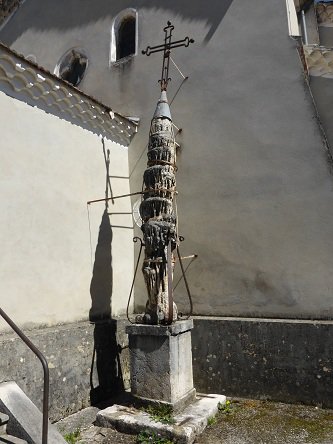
[{"left": 0, "top": 307, "right": 49, "bottom": 444}]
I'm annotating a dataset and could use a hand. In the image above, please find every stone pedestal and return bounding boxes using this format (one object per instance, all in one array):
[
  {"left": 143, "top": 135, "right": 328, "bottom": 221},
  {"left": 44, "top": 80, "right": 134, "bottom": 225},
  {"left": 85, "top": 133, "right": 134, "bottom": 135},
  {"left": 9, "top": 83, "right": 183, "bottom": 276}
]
[{"left": 125, "top": 319, "right": 196, "bottom": 411}]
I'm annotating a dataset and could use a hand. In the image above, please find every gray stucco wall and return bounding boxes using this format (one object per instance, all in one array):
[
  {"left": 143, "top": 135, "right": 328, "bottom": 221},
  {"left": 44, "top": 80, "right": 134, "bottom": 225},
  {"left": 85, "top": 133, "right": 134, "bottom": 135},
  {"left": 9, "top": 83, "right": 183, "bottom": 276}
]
[
  {"left": 0, "top": 91, "right": 133, "bottom": 331},
  {"left": 1, "top": 0, "right": 333, "bottom": 319}
]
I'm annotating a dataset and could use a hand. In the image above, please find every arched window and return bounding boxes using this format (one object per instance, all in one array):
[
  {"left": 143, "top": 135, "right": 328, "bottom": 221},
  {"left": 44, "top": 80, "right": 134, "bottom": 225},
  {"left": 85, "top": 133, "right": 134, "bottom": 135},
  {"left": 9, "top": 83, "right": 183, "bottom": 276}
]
[
  {"left": 110, "top": 9, "right": 138, "bottom": 65},
  {"left": 54, "top": 48, "right": 88, "bottom": 87},
  {"left": 117, "top": 16, "right": 136, "bottom": 59}
]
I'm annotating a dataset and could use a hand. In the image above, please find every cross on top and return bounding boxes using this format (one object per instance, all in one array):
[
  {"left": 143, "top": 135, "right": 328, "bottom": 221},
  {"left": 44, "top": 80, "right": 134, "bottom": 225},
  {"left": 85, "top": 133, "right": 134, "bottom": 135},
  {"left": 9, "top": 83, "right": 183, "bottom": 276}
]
[{"left": 142, "top": 21, "right": 194, "bottom": 91}]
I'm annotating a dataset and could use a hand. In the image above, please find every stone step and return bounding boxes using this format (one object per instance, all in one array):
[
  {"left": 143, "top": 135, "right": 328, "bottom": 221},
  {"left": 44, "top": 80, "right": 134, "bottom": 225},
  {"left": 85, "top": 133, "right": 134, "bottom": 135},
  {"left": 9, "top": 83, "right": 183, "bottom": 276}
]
[
  {"left": 0, "top": 413, "right": 9, "bottom": 434},
  {"left": 0, "top": 434, "right": 28, "bottom": 443},
  {"left": 0, "top": 381, "right": 67, "bottom": 444}
]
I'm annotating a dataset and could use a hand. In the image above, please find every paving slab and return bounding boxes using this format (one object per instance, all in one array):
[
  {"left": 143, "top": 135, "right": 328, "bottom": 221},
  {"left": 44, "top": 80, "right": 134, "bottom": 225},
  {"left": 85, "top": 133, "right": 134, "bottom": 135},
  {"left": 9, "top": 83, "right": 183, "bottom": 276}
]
[
  {"left": 96, "top": 394, "right": 226, "bottom": 444},
  {"left": 55, "top": 406, "right": 100, "bottom": 436}
]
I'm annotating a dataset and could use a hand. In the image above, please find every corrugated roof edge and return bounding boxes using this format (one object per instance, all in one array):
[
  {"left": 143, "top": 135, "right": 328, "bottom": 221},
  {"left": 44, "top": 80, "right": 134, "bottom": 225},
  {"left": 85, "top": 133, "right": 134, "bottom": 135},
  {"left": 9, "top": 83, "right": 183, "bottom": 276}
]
[{"left": 0, "top": 41, "right": 137, "bottom": 132}]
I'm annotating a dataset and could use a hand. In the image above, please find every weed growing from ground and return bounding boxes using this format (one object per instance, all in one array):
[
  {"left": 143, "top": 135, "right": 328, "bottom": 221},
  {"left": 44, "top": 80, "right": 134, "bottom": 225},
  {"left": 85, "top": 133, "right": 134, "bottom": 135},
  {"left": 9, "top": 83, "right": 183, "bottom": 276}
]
[
  {"left": 137, "top": 429, "right": 174, "bottom": 444},
  {"left": 207, "top": 415, "right": 217, "bottom": 426},
  {"left": 218, "top": 399, "right": 233, "bottom": 414},
  {"left": 144, "top": 403, "right": 176, "bottom": 424},
  {"left": 64, "top": 429, "right": 81, "bottom": 444}
]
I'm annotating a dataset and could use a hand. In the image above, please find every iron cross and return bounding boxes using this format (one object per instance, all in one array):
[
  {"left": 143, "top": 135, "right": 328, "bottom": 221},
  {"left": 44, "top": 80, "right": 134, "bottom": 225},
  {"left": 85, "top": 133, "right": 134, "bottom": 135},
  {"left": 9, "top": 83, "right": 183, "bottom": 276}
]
[{"left": 142, "top": 21, "right": 194, "bottom": 91}]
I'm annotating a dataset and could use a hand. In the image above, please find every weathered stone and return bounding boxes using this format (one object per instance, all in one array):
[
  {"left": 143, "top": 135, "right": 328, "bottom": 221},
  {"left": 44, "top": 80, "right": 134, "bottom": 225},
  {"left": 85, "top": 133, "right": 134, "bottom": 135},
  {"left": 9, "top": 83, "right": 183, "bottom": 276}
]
[
  {"left": 126, "top": 321, "right": 195, "bottom": 409},
  {"left": 0, "top": 320, "right": 130, "bottom": 421},
  {"left": 0, "top": 381, "right": 66, "bottom": 444},
  {"left": 0, "top": 434, "right": 28, "bottom": 443},
  {"left": 96, "top": 394, "right": 226, "bottom": 444},
  {"left": 55, "top": 407, "right": 99, "bottom": 436},
  {"left": 0, "top": 412, "right": 8, "bottom": 435}
]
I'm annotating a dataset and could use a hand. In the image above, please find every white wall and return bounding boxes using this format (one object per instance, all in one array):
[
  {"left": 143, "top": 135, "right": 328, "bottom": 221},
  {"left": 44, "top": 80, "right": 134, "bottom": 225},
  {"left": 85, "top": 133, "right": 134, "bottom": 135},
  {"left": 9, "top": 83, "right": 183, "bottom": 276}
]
[{"left": 0, "top": 91, "right": 133, "bottom": 331}]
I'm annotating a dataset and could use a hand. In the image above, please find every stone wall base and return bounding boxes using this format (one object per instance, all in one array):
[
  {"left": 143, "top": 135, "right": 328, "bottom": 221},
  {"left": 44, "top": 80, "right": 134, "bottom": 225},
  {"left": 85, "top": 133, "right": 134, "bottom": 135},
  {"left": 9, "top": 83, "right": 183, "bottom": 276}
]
[{"left": 0, "top": 316, "right": 332, "bottom": 422}]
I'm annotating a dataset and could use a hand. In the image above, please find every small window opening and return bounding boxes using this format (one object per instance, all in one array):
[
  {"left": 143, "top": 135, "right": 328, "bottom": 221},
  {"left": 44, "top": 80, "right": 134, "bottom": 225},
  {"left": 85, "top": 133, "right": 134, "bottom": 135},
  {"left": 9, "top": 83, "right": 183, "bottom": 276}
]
[
  {"left": 55, "top": 49, "right": 88, "bottom": 87},
  {"left": 117, "top": 16, "right": 136, "bottom": 60},
  {"left": 110, "top": 9, "right": 137, "bottom": 65}
]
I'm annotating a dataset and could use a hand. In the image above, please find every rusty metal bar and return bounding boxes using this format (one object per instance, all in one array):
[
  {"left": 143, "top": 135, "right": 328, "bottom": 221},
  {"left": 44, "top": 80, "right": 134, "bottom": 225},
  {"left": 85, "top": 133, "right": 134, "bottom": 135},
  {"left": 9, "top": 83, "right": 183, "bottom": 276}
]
[
  {"left": 167, "top": 241, "right": 174, "bottom": 324},
  {"left": 176, "top": 246, "right": 194, "bottom": 318},
  {"left": 87, "top": 188, "right": 178, "bottom": 205},
  {"left": 126, "top": 237, "right": 145, "bottom": 324},
  {"left": 0, "top": 307, "right": 49, "bottom": 444},
  {"left": 87, "top": 191, "right": 143, "bottom": 205}
]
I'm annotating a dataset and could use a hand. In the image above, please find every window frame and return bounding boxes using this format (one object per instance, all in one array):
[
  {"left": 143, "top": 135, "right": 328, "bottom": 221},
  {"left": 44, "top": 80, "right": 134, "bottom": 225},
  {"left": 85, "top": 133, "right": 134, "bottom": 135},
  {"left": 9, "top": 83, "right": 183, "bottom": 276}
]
[
  {"left": 110, "top": 8, "right": 138, "bottom": 66},
  {"left": 54, "top": 47, "right": 89, "bottom": 87}
]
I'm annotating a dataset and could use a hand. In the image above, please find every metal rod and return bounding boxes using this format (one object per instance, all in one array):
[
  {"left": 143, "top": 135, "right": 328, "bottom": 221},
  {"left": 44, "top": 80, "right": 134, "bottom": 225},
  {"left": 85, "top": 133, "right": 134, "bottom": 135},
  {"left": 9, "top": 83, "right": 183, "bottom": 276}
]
[
  {"left": 126, "top": 238, "right": 144, "bottom": 324},
  {"left": 108, "top": 212, "right": 133, "bottom": 215},
  {"left": 176, "top": 246, "right": 194, "bottom": 318},
  {"left": 102, "top": 139, "right": 114, "bottom": 205},
  {"left": 170, "top": 56, "right": 187, "bottom": 79},
  {"left": 87, "top": 188, "right": 178, "bottom": 205},
  {"left": 0, "top": 307, "right": 49, "bottom": 444},
  {"left": 301, "top": 10, "right": 308, "bottom": 45},
  {"left": 167, "top": 241, "right": 174, "bottom": 324},
  {"left": 87, "top": 191, "right": 143, "bottom": 205},
  {"left": 143, "top": 254, "right": 197, "bottom": 264},
  {"left": 109, "top": 225, "right": 133, "bottom": 229},
  {"left": 108, "top": 176, "right": 129, "bottom": 179}
]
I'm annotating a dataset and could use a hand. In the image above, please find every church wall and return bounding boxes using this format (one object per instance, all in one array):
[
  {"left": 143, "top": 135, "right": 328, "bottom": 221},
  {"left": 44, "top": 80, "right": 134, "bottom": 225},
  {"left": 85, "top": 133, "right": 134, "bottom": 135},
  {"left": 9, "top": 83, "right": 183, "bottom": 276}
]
[
  {"left": 1, "top": 0, "right": 333, "bottom": 319},
  {"left": 0, "top": 91, "right": 133, "bottom": 332}
]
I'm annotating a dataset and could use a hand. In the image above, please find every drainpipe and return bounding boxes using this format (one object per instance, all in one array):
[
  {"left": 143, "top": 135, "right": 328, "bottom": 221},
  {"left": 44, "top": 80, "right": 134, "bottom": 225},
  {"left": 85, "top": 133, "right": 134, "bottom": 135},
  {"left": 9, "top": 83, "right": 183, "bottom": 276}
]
[{"left": 301, "top": 9, "right": 309, "bottom": 44}]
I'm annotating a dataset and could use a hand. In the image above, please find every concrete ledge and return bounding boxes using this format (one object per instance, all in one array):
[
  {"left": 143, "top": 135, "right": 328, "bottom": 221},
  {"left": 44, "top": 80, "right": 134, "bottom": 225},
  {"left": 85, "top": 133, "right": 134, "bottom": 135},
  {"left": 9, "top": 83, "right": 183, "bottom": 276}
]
[{"left": 96, "top": 393, "right": 226, "bottom": 444}]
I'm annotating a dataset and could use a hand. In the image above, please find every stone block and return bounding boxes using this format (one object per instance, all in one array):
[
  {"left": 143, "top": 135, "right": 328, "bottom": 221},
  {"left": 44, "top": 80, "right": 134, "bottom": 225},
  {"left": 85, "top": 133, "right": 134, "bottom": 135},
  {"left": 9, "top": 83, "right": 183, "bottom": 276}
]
[
  {"left": 96, "top": 393, "right": 227, "bottom": 444},
  {"left": 0, "top": 381, "right": 66, "bottom": 444},
  {"left": 126, "top": 320, "right": 195, "bottom": 409}
]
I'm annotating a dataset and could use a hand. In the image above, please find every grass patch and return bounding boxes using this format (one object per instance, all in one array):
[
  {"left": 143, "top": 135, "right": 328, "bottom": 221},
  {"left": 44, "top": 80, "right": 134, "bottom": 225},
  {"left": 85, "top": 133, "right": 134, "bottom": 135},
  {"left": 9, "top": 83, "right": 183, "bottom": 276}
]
[
  {"left": 144, "top": 403, "right": 176, "bottom": 425},
  {"left": 64, "top": 429, "right": 81, "bottom": 444},
  {"left": 137, "top": 429, "right": 174, "bottom": 444},
  {"left": 207, "top": 415, "right": 217, "bottom": 426}
]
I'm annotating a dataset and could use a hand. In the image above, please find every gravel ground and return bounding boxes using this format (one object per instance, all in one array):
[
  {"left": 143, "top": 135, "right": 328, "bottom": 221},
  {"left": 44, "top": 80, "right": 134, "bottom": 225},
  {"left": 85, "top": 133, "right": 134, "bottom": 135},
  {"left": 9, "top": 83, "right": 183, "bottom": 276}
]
[
  {"left": 57, "top": 399, "right": 333, "bottom": 444},
  {"left": 195, "top": 399, "right": 333, "bottom": 444}
]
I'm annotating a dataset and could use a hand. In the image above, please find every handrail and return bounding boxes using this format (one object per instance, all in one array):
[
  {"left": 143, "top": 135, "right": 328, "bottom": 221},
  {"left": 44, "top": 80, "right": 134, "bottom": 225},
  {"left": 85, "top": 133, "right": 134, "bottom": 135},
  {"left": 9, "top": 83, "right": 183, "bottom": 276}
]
[{"left": 0, "top": 307, "right": 49, "bottom": 444}]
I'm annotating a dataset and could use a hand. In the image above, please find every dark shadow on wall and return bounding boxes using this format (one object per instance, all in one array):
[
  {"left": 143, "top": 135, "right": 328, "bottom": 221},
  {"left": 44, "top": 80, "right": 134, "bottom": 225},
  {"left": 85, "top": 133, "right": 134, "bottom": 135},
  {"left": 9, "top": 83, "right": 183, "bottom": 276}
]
[
  {"left": 0, "top": 0, "right": 234, "bottom": 45},
  {"left": 89, "top": 209, "right": 125, "bottom": 405}
]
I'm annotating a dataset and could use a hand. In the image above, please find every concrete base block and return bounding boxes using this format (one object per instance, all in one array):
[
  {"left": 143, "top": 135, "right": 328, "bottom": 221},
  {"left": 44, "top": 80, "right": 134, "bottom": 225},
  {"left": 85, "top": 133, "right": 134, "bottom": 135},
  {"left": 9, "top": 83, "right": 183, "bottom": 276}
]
[
  {"left": 132, "top": 388, "right": 197, "bottom": 413},
  {"left": 96, "top": 393, "right": 226, "bottom": 444},
  {"left": 126, "top": 320, "right": 195, "bottom": 409}
]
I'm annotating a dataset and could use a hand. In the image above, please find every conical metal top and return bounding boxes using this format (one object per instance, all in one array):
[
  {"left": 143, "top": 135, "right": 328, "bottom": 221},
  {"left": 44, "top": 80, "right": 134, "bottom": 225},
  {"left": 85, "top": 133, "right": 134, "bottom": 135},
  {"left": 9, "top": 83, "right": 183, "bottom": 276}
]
[{"left": 153, "top": 90, "right": 172, "bottom": 120}]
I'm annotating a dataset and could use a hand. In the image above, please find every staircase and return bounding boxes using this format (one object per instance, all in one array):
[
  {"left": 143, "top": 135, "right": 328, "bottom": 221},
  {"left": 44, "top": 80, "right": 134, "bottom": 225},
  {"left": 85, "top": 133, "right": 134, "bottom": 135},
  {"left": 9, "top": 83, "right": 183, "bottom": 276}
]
[
  {"left": 0, "top": 381, "right": 66, "bottom": 444},
  {"left": 0, "top": 412, "right": 27, "bottom": 443}
]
